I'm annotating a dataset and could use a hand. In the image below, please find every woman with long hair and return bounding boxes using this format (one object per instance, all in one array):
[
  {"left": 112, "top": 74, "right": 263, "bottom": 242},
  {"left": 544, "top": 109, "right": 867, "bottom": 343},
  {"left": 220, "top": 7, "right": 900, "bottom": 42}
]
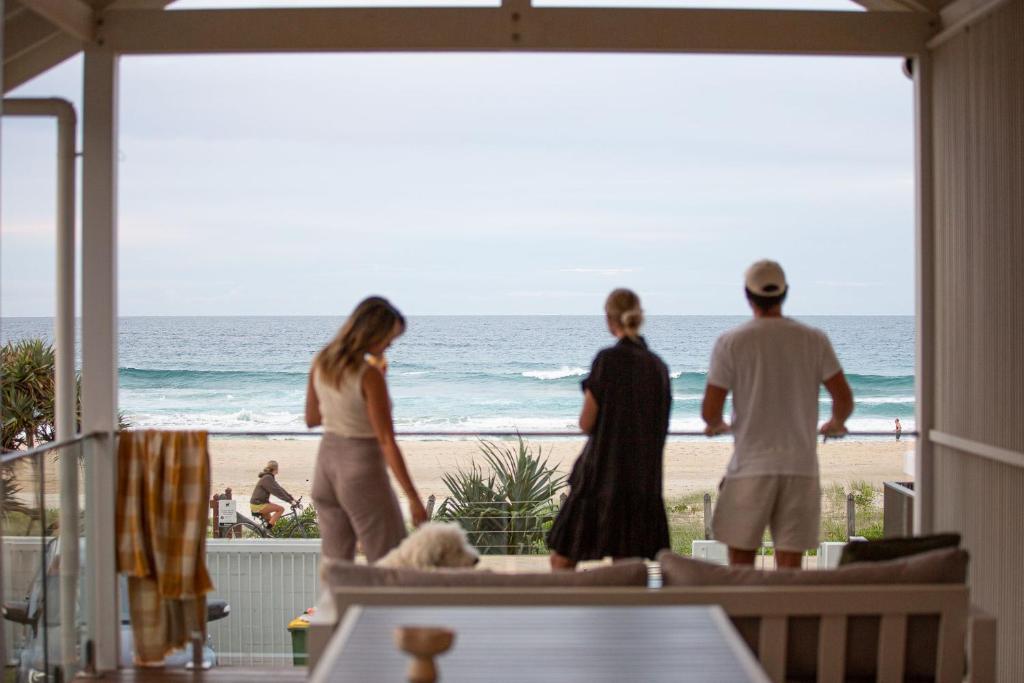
[
  {"left": 547, "top": 289, "right": 672, "bottom": 570},
  {"left": 249, "top": 459, "right": 296, "bottom": 527},
  {"left": 305, "top": 296, "right": 427, "bottom": 562}
]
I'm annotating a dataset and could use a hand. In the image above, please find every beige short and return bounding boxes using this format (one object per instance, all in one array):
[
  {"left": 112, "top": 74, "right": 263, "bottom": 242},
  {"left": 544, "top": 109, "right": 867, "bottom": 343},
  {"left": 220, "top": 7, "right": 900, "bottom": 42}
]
[{"left": 711, "top": 475, "right": 821, "bottom": 553}]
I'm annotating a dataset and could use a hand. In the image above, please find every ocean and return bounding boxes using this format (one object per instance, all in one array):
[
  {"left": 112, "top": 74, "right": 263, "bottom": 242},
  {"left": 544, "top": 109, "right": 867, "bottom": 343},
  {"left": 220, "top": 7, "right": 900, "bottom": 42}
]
[{"left": 1, "top": 315, "right": 915, "bottom": 435}]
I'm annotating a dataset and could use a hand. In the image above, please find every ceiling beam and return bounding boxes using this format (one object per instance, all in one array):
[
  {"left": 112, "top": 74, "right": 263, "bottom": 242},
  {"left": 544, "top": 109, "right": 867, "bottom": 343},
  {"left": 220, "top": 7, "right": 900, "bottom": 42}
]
[
  {"left": 20, "top": 0, "right": 94, "bottom": 42},
  {"left": 3, "top": 29, "right": 80, "bottom": 92},
  {"left": 99, "top": 6, "right": 938, "bottom": 57},
  {"left": 4, "top": 4, "right": 59, "bottom": 61}
]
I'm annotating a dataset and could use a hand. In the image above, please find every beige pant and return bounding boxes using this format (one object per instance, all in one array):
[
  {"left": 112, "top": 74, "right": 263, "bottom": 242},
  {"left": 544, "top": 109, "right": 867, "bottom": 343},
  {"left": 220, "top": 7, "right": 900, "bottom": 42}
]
[
  {"left": 312, "top": 433, "right": 406, "bottom": 562},
  {"left": 711, "top": 474, "right": 821, "bottom": 553}
]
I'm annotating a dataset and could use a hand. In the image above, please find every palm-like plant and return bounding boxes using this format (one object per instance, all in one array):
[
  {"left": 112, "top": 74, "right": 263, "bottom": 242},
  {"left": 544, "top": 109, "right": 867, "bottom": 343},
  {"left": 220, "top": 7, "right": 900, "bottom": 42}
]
[
  {"left": 2, "top": 339, "right": 56, "bottom": 451},
  {"left": 1, "top": 338, "right": 130, "bottom": 452},
  {"left": 436, "top": 435, "right": 567, "bottom": 555}
]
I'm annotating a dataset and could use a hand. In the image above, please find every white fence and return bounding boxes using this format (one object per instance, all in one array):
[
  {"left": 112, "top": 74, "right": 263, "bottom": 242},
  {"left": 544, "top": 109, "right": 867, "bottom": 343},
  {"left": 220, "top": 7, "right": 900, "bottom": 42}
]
[
  {"left": 2, "top": 537, "right": 321, "bottom": 669},
  {"left": 205, "top": 539, "right": 322, "bottom": 668}
]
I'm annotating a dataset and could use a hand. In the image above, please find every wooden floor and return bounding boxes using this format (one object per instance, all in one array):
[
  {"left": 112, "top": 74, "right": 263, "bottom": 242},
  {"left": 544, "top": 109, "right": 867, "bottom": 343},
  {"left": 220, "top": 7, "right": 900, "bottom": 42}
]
[{"left": 77, "top": 668, "right": 306, "bottom": 682}]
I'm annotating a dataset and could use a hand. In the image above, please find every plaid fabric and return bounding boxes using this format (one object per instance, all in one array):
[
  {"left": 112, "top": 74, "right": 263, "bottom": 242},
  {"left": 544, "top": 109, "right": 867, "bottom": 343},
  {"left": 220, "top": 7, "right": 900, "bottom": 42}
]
[{"left": 116, "top": 430, "right": 214, "bottom": 664}]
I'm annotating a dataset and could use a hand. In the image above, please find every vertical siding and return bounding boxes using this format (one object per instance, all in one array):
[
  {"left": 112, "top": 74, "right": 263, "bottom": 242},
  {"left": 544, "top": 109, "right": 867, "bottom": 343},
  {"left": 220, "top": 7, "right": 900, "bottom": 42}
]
[
  {"left": 931, "top": 0, "right": 1024, "bottom": 680},
  {"left": 204, "top": 540, "right": 321, "bottom": 668}
]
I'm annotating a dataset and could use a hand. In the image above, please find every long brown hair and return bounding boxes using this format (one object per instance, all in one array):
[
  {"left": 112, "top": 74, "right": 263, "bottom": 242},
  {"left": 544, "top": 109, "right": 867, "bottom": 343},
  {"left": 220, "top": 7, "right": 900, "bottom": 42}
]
[
  {"left": 605, "top": 288, "right": 644, "bottom": 339},
  {"left": 314, "top": 296, "right": 406, "bottom": 386}
]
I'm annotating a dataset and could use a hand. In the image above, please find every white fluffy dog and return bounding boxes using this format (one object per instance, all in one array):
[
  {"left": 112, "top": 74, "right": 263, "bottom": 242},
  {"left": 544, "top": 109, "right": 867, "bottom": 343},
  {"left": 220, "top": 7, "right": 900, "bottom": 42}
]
[{"left": 375, "top": 522, "right": 480, "bottom": 570}]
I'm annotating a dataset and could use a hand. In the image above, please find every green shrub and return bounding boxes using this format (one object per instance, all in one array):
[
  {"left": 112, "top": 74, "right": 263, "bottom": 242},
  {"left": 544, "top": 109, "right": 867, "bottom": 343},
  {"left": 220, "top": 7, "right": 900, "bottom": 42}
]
[
  {"left": 436, "top": 435, "right": 567, "bottom": 555},
  {"left": 269, "top": 502, "right": 321, "bottom": 538}
]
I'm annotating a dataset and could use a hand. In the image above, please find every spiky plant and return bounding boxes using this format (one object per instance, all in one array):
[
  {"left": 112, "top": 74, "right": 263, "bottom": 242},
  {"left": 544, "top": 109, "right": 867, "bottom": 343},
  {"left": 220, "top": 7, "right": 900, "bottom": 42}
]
[
  {"left": 0, "top": 468, "right": 33, "bottom": 521},
  {"left": 1, "top": 338, "right": 130, "bottom": 458},
  {"left": 436, "top": 435, "right": 567, "bottom": 555},
  {"left": 2, "top": 339, "right": 55, "bottom": 450}
]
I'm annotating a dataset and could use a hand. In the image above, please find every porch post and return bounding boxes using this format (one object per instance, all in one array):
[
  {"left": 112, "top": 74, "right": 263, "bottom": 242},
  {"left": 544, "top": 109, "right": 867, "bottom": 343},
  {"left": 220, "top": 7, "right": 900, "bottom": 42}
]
[
  {"left": 81, "top": 45, "right": 121, "bottom": 671},
  {"left": 0, "top": 0, "right": 6, "bottom": 673},
  {"left": 913, "top": 51, "right": 935, "bottom": 535}
]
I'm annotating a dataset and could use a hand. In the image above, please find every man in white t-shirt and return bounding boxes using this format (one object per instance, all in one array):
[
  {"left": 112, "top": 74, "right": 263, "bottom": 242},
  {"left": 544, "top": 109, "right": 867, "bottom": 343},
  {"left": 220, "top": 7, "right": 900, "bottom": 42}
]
[{"left": 701, "top": 260, "right": 854, "bottom": 569}]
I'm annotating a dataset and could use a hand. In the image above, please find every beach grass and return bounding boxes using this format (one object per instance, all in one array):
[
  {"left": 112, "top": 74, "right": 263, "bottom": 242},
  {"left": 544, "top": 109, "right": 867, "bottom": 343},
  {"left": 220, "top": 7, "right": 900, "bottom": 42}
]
[
  {"left": 667, "top": 480, "right": 887, "bottom": 557},
  {"left": 666, "top": 491, "right": 712, "bottom": 556}
]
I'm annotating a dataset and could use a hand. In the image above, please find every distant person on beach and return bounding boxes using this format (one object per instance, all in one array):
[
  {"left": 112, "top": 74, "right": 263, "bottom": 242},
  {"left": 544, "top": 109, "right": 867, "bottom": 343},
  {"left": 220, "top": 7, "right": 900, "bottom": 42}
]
[
  {"left": 701, "top": 260, "right": 854, "bottom": 569},
  {"left": 305, "top": 296, "right": 427, "bottom": 562},
  {"left": 547, "top": 289, "right": 672, "bottom": 570},
  {"left": 895, "top": 418, "right": 902, "bottom": 440},
  {"left": 250, "top": 460, "right": 296, "bottom": 527}
]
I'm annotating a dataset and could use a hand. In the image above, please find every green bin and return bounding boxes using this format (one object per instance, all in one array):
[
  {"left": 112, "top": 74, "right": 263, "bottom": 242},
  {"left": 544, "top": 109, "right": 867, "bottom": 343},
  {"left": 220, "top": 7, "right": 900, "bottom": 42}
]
[{"left": 288, "top": 614, "right": 310, "bottom": 666}]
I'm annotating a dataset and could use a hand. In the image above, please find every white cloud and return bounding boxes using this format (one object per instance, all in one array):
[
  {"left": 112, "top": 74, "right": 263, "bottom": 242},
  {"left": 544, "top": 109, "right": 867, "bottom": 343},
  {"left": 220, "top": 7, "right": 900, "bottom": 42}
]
[{"left": 559, "top": 268, "right": 636, "bottom": 276}]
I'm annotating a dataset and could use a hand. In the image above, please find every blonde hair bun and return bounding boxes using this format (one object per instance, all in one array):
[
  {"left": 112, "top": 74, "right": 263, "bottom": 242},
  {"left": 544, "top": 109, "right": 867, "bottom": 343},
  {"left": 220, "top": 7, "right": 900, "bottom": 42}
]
[
  {"left": 621, "top": 308, "right": 644, "bottom": 331},
  {"left": 605, "top": 289, "right": 644, "bottom": 337}
]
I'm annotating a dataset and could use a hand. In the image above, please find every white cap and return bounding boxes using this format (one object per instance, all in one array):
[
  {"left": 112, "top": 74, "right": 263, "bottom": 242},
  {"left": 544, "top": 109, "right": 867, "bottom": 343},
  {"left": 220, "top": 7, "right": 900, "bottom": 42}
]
[{"left": 744, "top": 260, "right": 787, "bottom": 297}]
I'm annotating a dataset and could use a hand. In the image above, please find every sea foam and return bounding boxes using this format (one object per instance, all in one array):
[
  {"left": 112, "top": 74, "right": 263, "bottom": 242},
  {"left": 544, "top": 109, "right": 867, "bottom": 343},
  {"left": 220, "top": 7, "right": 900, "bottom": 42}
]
[{"left": 521, "top": 366, "right": 587, "bottom": 380}]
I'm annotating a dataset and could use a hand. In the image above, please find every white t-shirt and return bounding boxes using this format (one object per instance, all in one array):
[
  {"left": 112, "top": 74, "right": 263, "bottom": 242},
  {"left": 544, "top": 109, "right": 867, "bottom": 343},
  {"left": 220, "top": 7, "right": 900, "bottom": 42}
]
[{"left": 707, "top": 317, "right": 842, "bottom": 478}]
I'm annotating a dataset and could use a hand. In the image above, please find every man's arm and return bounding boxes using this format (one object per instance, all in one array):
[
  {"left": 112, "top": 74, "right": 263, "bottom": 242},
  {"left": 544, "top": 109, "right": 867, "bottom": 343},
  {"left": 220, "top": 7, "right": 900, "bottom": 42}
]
[
  {"left": 701, "top": 384, "right": 730, "bottom": 436},
  {"left": 820, "top": 371, "right": 854, "bottom": 436}
]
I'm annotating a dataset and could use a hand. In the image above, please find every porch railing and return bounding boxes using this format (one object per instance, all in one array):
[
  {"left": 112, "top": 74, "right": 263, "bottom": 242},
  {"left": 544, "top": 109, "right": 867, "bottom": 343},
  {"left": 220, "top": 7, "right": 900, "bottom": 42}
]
[{"left": 1, "top": 432, "right": 102, "bottom": 682}]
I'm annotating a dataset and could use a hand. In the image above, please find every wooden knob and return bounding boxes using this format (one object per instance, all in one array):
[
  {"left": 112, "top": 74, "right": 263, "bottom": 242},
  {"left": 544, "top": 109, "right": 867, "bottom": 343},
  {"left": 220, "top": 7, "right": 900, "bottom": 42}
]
[{"left": 394, "top": 626, "right": 455, "bottom": 683}]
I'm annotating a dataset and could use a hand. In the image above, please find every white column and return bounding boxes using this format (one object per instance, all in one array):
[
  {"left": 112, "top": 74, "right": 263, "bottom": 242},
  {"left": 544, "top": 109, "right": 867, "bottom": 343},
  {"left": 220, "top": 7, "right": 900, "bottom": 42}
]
[
  {"left": 54, "top": 98, "right": 79, "bottom": 679},
  {"left": 913, "top": 52, "right": 935, "bottom": 535},
  {"left": 81, "top": 46, "right": 120, "bottom": 672}
]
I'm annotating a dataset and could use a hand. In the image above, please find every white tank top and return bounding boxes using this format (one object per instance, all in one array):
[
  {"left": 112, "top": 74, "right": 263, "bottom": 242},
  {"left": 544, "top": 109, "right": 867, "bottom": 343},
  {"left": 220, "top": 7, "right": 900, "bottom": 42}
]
[{"left": 314, "top": 363, "right": 376, "bottom": 438}]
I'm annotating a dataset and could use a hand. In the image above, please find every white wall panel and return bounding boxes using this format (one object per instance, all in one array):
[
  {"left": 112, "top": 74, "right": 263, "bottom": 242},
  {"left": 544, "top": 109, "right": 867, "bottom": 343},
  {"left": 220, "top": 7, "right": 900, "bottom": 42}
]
[{"left": 931, "top": 0, "right": 1024, "bottom": 679}]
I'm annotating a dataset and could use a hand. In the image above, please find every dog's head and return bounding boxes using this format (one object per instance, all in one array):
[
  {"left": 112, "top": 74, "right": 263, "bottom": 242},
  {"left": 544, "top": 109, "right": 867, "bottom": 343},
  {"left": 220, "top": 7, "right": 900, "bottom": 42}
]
[{"left": 408, "top": 522, "right": 480, "bottom": 569}]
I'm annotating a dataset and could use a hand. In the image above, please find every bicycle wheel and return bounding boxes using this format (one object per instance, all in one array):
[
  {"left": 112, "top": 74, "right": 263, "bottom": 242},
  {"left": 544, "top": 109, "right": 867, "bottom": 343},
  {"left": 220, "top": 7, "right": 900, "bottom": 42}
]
[
  {"left": 223, "top": 518, "right": 268, "bottom": 539},
  {"left": 274, "top": 517, "right": 314, "bottom": 538}
]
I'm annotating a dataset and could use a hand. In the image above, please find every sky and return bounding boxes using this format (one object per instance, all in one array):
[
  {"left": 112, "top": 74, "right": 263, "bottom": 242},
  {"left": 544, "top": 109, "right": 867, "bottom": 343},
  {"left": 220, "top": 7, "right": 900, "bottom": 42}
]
[{"left": 1, "top": 0, "right": 916, "bottom": 317}]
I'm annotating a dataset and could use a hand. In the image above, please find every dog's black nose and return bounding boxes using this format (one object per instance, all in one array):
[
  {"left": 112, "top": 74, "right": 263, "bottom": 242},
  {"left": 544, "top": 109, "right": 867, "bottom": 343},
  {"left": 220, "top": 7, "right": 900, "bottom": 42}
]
[{"left": 473, "top": 556, "right": 480, "bottom": 566}]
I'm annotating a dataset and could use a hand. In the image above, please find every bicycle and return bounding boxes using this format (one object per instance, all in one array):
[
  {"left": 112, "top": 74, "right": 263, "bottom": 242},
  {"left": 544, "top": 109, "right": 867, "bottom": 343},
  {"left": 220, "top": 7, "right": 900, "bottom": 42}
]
[{"left": 222, "top": 497, "right": 318, "bottom": 539}]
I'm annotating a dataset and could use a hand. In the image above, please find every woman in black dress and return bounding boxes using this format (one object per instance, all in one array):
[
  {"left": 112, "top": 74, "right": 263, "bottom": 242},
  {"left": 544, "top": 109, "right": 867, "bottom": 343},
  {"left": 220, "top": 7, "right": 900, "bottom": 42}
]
[{"left": 547, "top": 289, "right": 672, "bottom": 570}]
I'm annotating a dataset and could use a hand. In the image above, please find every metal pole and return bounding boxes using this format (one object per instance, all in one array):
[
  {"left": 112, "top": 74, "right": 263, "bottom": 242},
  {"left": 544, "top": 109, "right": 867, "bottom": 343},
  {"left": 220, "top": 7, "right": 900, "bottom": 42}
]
[{"left": 2, "top": 96, "right": 80, "bottom": 677}]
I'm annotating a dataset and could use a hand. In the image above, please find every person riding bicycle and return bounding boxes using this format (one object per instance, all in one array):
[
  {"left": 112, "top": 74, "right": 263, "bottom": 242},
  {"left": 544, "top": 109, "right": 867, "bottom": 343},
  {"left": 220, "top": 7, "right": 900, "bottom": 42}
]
[{"left": 250, "top": 460, "right": 296, "bottom": 528}]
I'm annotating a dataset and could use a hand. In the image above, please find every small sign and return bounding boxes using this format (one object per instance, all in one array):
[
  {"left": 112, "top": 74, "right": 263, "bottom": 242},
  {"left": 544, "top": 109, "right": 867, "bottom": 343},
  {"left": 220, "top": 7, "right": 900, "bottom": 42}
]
[{"left": 218, "top": 499, "right": 237, "bottom": 525}]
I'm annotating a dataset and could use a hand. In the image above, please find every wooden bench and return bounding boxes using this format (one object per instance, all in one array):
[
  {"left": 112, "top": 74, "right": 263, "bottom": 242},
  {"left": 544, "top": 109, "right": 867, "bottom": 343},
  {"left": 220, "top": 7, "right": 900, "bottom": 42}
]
[{"left": 310, "top": 585, "right": 996, "bottom": 683}]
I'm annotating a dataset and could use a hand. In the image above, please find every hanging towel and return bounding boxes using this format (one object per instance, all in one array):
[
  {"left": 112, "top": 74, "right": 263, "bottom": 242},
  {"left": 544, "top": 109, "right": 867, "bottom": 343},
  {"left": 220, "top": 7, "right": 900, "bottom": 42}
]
[{"left": 116, "top": 430, "right": 214, "bottom": 665}]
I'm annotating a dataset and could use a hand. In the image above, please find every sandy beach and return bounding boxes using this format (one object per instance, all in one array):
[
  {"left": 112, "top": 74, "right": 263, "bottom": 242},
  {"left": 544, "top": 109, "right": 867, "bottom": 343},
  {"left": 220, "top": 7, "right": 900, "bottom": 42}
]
[
  {"left": 209, "top": 437, "right": 913, "bottom": 508},
  {"left": 11, "top": 437, "right": 913, "bottom": 511}
]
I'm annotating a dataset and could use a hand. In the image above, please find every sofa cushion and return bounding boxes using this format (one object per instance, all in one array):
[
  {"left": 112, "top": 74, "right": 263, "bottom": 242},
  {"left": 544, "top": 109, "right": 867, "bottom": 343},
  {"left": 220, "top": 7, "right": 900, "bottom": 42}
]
[
  {"left": 839, "top": 533, "right": 961, "bottom": 565},
  {"left": 657, "top": 548, "right": 966, "bottom": 680},
  {"left": 657, "top": 547, "right": 967, "bottom": 587},
  {"left": 321, "top": 558, "right": 649, "bottom": 588}
]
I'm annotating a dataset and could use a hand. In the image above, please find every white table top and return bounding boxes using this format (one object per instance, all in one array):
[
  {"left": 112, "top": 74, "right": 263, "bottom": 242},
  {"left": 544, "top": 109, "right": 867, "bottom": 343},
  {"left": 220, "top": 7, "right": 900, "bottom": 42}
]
[{"left": 311, "top": 604, "right": 770, "bottom": 682}]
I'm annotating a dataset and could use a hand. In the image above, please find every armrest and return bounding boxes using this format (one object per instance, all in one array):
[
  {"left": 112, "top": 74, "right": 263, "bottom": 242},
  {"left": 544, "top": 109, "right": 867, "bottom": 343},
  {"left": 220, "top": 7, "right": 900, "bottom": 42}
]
[{"left": 967, "top": 604, "right": 997, "bottom": 683}]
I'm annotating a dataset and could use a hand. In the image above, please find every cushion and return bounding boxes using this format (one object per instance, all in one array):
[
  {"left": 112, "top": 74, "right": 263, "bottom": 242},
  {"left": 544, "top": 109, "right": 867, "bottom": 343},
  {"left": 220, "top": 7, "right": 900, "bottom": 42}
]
[
  {"left": 657, "top": 548, "right": 967, "bottom": 680},
  {"left": 321, "top": 558, "right": 649, "bottom": 588},
  {"left": 656, "top": 547, "right": 967, "bottom": 586},
  {"left": 839, "top": 533, "right": 961, "bottom": 565}
]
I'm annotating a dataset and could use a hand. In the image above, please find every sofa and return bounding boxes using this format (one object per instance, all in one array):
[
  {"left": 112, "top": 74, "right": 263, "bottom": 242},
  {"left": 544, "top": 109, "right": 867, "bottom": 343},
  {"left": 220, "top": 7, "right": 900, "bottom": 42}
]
[{"left": 309, "top": 548, "right": 996, "bottom": 683}]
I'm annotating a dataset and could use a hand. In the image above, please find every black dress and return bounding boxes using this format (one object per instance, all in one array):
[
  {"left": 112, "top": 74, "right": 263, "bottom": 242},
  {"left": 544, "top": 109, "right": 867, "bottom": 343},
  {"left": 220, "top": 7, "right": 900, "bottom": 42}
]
[{"left": 547, "top": 336, "right": 672, "bottom": 561}]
